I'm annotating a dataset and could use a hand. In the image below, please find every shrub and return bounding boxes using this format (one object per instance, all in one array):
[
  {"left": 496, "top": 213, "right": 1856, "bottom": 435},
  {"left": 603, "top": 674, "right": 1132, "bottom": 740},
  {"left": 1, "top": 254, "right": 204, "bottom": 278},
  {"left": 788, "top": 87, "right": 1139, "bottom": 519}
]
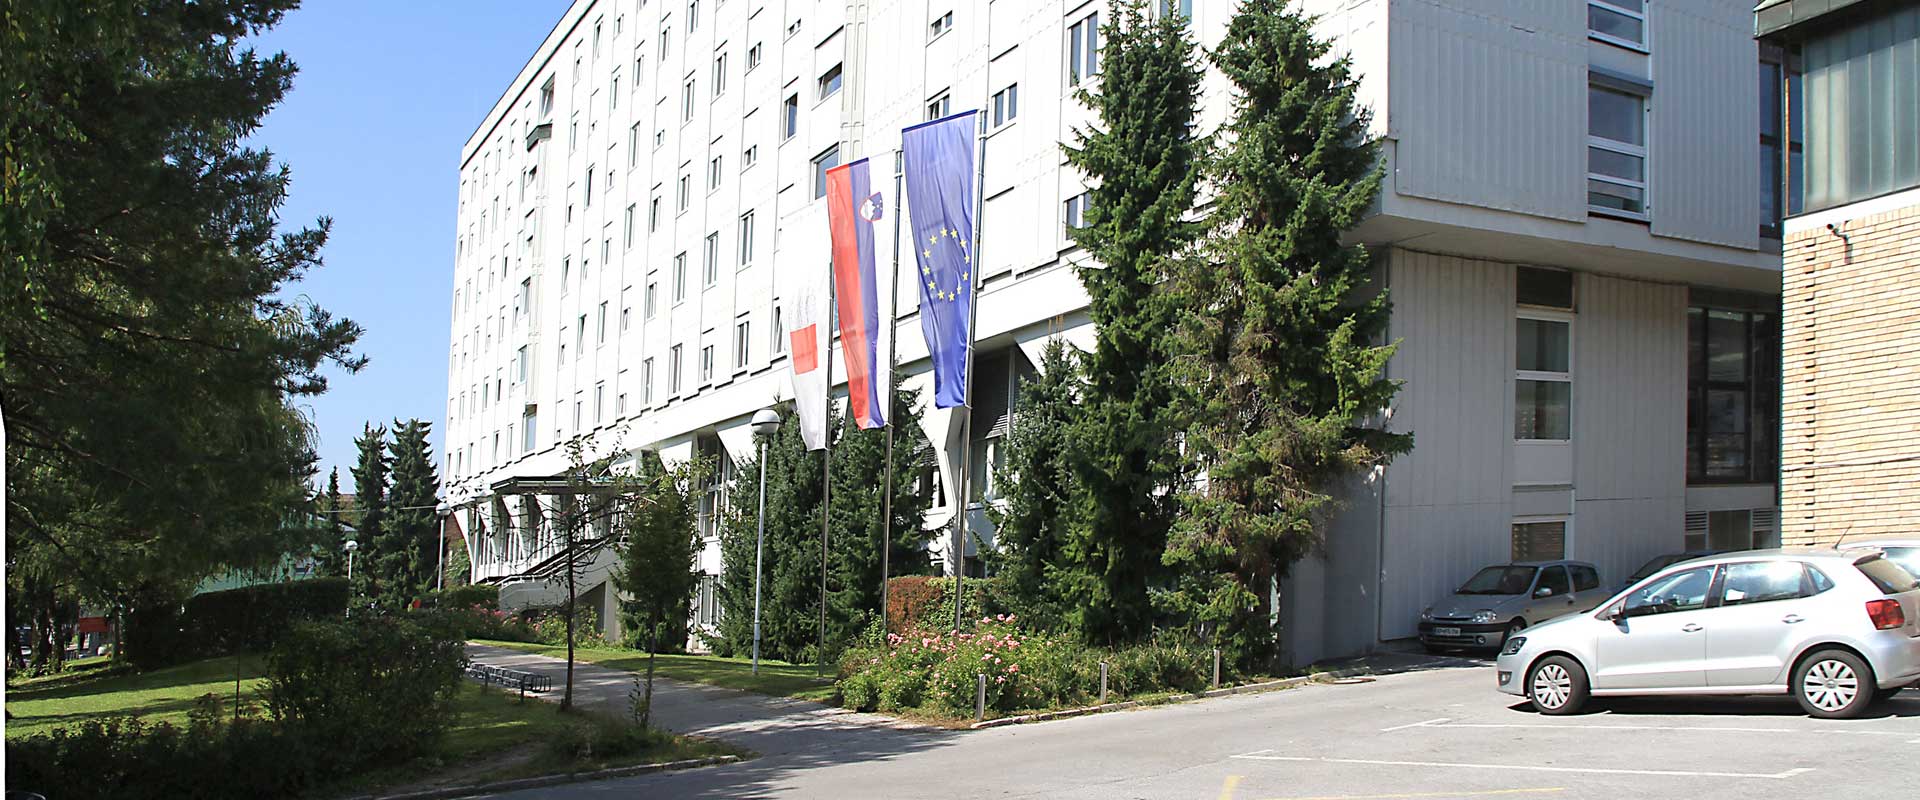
[
  {"left": 885, "top": 576, "right": 946, "bottom": 634},
  {"left": 527, "top": 604, "right": 610, "bottom": 648},
  {"left": 6, "top": 715, "right": 311, "bottom": 800},
  {"left": 265, "top": 615, "right": 466, "bottom": 771},
  {"left": 182, "top": 578, "right": 351, "bottom": 657},
  {"left": 422, "top": 584, "right": 500, "bottom": 610}
]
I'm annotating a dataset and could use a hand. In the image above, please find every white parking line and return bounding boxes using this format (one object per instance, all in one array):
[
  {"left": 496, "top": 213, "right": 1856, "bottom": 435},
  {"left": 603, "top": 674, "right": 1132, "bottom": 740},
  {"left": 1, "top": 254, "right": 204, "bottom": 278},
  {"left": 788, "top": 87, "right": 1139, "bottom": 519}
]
[
  {"left": 1381, "top": 718, "right": 1920, "bottom": 743},
  {"left": 1229, "top": 750, "right": 1815, "bottom": 781}
]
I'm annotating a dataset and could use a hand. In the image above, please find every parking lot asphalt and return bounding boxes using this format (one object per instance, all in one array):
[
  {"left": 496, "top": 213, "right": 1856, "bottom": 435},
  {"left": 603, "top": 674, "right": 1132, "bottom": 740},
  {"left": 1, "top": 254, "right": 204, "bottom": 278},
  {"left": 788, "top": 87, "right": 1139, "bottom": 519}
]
[{"left": 486, "top": 656, "right": 1920, "bottom": 800}]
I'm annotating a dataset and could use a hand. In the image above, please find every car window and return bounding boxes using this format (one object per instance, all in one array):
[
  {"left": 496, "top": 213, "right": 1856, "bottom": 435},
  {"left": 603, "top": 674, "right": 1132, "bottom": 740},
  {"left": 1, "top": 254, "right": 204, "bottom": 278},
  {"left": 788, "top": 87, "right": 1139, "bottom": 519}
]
[
  {"left": 1857, "top": 556, "right": 1920, "bottom": 594},
  {"left": 1460, "top": 566, "right": 1538, "bottom": 595},
  {"left": 1623, "top": 566, "right": 1715, "bottom": 617},
  {"left": 1570, "top": 565, "right": 1600, "bottom": 592},
  {"left": 1719, "top": 561, "right": 1809, "bottom": 606},
  {"left": 1537, "top": 566, "right": 1572, "bottom": 596},
  {"left": 1882, "top": 547, "right": 1920, "bottom": 581},
  {"left": 1808, "top": 565, "right": 1836, "bottom": 594}
]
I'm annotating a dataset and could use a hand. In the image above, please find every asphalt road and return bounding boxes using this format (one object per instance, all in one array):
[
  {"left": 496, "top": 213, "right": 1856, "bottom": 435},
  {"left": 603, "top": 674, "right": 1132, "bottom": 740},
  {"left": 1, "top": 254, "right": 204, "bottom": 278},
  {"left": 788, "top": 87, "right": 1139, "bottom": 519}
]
[{"left": 484, "top": 657, "right": 1920, "bottom": 800}]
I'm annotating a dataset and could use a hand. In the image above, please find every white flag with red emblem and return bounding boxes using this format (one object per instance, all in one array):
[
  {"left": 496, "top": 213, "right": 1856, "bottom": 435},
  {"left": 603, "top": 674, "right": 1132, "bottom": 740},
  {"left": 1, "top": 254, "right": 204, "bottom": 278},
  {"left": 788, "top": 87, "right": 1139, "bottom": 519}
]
[{"left": 784, "top": 205, "right": 832, "bottom": 451}]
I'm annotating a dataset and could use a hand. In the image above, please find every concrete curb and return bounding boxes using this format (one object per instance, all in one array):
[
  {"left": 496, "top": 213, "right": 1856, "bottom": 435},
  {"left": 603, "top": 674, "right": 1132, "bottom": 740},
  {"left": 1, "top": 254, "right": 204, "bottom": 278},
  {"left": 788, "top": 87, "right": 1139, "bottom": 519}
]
[
  {"left": 967, "top": 665, "right": 1388, "bottom": 730},
  {"left": 352, "top": 754, "right": 742, "bottom": 800}
]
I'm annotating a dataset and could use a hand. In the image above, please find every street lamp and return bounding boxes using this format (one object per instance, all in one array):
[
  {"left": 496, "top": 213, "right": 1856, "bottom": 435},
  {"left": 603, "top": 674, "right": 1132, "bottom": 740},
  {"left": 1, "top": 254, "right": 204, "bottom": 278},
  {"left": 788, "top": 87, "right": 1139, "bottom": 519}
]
[
  {"left": 434, "top": 502, "right": 452, "bottom": 591},
  {"left": 343, "top": 539, "right": 359, "bottom": 618},
  {"left": 749, "top": 407, "right": 782, "bottom": 675}
]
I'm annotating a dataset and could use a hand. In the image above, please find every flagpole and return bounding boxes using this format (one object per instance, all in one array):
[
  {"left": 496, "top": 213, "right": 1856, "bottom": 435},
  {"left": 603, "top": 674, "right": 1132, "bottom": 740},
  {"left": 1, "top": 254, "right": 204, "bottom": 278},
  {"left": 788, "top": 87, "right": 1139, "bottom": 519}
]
[
  {"left": 950, "top": 110, "right": 988, "bottom": 633},
  {"left": 879, "top": 150, "right": 903, "bottom": 637},
  {"left": 819, "top": 271, "right": 835, "bottom": 676}
]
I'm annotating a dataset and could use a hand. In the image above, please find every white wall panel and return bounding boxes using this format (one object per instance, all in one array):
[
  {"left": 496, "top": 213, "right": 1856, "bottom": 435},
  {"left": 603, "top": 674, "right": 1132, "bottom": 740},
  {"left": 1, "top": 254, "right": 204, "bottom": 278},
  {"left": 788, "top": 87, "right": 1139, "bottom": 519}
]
[{"left": 1648, "top": 0, "right": 1762, "bottom": 251}]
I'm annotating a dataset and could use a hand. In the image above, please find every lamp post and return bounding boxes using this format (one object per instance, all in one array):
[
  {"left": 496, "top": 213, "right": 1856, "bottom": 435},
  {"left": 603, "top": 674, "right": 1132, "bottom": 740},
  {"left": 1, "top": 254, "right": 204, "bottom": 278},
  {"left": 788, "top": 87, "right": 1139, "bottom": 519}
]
[
  {"left": 749, "top": 407, "right": 782, "bottom": 675},
  {"left": 434, "top": 501, "right": 452, "bottom": 591},
  {"left": 343, "top": 539, "right": 359, "bottom": 617}
]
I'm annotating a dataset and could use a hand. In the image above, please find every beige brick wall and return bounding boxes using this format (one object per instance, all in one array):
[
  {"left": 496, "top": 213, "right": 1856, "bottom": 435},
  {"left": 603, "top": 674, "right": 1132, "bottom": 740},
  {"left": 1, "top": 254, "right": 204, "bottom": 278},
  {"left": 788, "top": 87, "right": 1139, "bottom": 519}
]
[{"left": 1780, "top": 201, "right": 1920, "bottom": 546}]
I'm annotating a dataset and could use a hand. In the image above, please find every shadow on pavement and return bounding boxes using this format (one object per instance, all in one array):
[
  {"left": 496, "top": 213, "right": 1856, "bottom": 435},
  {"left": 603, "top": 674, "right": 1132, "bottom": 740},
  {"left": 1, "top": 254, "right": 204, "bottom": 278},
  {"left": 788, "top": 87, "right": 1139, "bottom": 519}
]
[{"left": 1502, "top": 690, "right": 1920, "bottom": 719}]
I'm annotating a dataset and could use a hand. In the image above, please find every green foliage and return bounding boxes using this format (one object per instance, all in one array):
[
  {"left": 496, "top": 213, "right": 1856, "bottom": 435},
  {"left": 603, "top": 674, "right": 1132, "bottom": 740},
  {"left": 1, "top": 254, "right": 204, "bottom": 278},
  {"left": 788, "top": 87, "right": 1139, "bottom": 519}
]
[
  {"left": 181, "top": 578, "right": 350, "bottom": 657},
  {"left": 717, "top": 388, "right": 935, "bottom": 663},
  {"left": 988, "top": 340, "right": 1084, "bottom": 633},
  {"left": 314, "top": 468, "right": 349, "bottom": 577},
  {"left": 1162, "top": 0, "right": 1412, "bottom": 668},
  {"left": 614, "top": 452, "right": 703, "bottom": 727},
  {"left": 264, "top": 615, "right": 467, "bottom": 771},
  {"left": 350, "top": 423, "right": 392, "bottom": 602},
  {"left": 5, "top": 713, "right": 309, "bottom": 800},
  {"left": 2, "top": 0, "right": 364, "bottom": 666},
  {"left": 387, "top": 419, "right": 444, "bottom": 600},
  {"left": 422, "top": 583, "right": 499, "bottom": 611},
  {"left": 1059, "top": 1, "right": 1207, "bottom": 645}
]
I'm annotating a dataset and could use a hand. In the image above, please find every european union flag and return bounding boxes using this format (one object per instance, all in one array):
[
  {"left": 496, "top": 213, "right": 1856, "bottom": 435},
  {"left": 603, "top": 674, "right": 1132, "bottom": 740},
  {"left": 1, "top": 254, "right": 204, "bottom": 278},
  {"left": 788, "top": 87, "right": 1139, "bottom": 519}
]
[{"left": 902, "top": 110, "right": 978, "bottom": 409}]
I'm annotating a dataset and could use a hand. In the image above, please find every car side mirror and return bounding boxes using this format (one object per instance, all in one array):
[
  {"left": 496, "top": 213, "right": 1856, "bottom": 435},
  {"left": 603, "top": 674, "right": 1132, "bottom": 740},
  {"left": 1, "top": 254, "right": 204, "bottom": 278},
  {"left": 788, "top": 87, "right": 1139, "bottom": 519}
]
[
  {"left": 1606, "top": 605, "right": 1626, "bottom": 623},
  {"left": 1534, "top": 587, "right": 1553, "bottom": 598}
]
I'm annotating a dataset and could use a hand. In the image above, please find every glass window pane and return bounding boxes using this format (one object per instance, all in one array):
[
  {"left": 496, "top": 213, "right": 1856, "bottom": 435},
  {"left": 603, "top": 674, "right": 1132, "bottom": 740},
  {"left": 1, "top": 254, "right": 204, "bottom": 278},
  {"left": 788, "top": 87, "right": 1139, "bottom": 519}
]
[
  {"left": 1516, "top": 267, "right": 1574, "bottom": 309},
  {"left": 1538, "top": 566, "right": 1573, "bottom": 595},
  {"left": 1587, "top": 178, "right": 1645, "bottom": 213},
  {"left": 1760, "top": 62, "right": 1783, "bottom": 139},
  {"left": 1511, "top": 522, "right": 1567, "bottom": 562},
  {"left": 1707, "top": 310, "right": 1747, "bottom": 382},
  {"left": 1589, "top": 147, "right": 1644, "bottom": 181},
  {"left": 1721, "top": 561, "right": 1807, "bottom": 606},
  {"left": 1516, "top": 318, "right": 1570, "bottom": 372},
  {"left": 1624, "top": 566, "right": 1714, "bottom": 616},
  {"left": 1761, "top": 141, "right": 1782, "bottom": 225},
  {"left": 1515, "top": 380, "right": 1571, "bottom": 440},
  {"left": 1589, "top": 86, "right": 1644, "bottom": 145},
  {"left": 1588, "top": 5, "right": 1642, "bottom": 44}
]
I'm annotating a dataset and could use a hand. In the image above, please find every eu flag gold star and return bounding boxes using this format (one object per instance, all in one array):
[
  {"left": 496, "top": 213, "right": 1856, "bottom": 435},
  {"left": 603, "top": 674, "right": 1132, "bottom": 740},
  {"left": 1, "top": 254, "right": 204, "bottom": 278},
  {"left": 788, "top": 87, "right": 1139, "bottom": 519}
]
[{"left": 923, "top": 248, "right": 932, "bottom": 258}]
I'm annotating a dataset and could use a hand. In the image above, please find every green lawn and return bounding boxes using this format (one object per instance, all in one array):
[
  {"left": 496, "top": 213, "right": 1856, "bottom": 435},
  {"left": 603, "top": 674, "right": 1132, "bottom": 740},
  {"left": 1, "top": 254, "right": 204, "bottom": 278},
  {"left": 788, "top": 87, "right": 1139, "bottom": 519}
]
[
  {"left": 5, "top": 654, "right": 266, "bottom": 740},
  {"left": 471, "top": 640, "right": 837, "bottom": 703}
]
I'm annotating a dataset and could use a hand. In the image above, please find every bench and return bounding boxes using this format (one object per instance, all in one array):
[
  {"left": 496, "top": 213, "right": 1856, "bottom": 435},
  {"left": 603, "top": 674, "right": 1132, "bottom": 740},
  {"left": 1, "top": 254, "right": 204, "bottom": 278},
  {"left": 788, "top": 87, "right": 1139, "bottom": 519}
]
[{"left": 467, "top": 663, "right": 552, "bottom": 699}]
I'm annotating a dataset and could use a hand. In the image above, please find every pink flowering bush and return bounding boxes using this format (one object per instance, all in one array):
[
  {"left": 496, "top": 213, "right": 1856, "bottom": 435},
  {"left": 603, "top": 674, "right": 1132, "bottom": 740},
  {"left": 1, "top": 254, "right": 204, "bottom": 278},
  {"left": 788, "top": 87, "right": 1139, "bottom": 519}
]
[{"left": 837, "top": 615, "right": 1208, "bottom": 718}]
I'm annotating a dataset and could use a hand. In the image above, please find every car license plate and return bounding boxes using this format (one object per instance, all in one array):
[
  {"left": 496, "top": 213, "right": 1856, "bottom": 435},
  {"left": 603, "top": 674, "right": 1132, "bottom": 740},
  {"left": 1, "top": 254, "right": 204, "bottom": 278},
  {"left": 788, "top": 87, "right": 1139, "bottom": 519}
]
[{"left": 1433, "top": 627, "right": 1461, "bottom": 637}]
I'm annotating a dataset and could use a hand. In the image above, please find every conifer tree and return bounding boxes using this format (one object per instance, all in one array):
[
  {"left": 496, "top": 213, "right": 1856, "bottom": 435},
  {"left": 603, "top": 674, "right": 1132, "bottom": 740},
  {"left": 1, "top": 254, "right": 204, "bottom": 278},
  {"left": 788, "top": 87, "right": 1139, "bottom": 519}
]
[
  {"left": 350, "top": 423, "right": 392, "bottom": 602},
  {"left": 988, "top": 340, "right": 1084, "bottom": 632},
  {"left": 1060, "top": 1, "right": 1206, "bottom": 643},
  {"left": 387, "top": 419, "right": 442, "bottom": 598},
  {"left": 826, "top": 382, "right": 937, "bottom": 636},
  {"left": 314, "top": 468, "right": 348, "bottom": 577},
  {"left": 614, "top": 452, "right": 702, "bottom": 728},
  {"left": 1164, "top": 0, "right": 1412, "bottom": 667}
]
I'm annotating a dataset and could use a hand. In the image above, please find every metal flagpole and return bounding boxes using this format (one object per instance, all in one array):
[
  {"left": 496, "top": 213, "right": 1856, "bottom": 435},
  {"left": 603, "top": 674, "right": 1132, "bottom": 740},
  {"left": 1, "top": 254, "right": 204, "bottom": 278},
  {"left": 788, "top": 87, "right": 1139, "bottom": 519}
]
[
  {"left": 818, "top": 267, "right": 835, "bottom": 675},
  {"left": 950, "top": 110, "right": 988, "bottom": 633},
  {"left": 879, "top": 151, "right": 903, "bottom": 637}
]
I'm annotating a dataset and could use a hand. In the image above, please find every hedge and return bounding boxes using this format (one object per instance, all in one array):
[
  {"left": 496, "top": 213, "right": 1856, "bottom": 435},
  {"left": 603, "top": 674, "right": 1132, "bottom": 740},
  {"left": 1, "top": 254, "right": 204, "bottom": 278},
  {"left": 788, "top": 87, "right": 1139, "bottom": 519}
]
[{"left": 182, "top": 578, "right": 350, "bottom": 657}]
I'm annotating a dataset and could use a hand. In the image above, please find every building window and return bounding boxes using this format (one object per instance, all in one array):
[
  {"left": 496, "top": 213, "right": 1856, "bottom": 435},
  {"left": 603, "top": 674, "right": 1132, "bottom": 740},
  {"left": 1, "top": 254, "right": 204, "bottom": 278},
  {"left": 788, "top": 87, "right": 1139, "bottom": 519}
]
[
  {"left": 649, "top": 195, "right": 661, "bottom": 231},
  {"left": 783, "top": 94, "right": 799, "bottom": 139},
  {"left": 1797, "top": 9, "right": 1914, "bottom": 212},
  {"left": 1686, "top": 299, "right": 1780, "bottom": 484},
  {"left": 594, "top": 383, "right": 605, "bottom": 424},
  {"left": 734, "top": 319, "right": 751, "bottom": 368},
  {"left": 1587, "top": 0, "right": 1645, "bottom": 50},
  {"left": 669, "top": 345, "right": 684, "bottom": 393},
  {"left": 523, "top": 409, "right": 538, "bottom": 452},
  {"left": 927, "top": 91, "right": 951, "bottom": 121},
  {"left": 708, "top": 155, "right": 723, "bottom": 190},
  {"left": 646, "top": 280, "right": 658, "bottom": 318},
  {"left": 1588, "top": 84, "right": 1647, "bottom": 217},
  {"left": 1512, "top": 520, "right": 1568, "bottom": 562},
  {"left": 1685, "top": 508, "right": 1780, "bottom": 552},
  {"left": 771, "top": 306, "right": 785, "bottom": 355},
  {"left": 1515, "top": 268, "right": 1573, "bottom": 442},
  {"left": 991, "top": 83, "right": 1019, "bottom": 128},
  {"left": 737, "top": 211, "right": 755, "bottom": 265},
  {"left": 616, "top": 392, "right": 628, "bottom": 417},
  {"left": 596, "top": 302, "right": 608, "bottom": 345},
  {"left": 746, "top": 43, "right": 763, "bottom": 70},
  {"left": 620, "top": 306, "right": 630, "bottom": 333},
  {"left": 812, "top": 146, "right": 841, "bottom": 199},
  {"left": 787, "top": 18, "right": 802, "bottom": 38},
  {"left": 743, "top": 144, "right": 758, "bottom": 168},
  {"left": 673, "top": 252, "right": 688, "bottom": 301},
  {"left": 1068, "top": 13, "right": 1100, "bottom": 86},
  {"left": 678, "top": 174, "right": 690, "bottom": 210},
  {"left": 703, "top": 232, "right": 720, "bottom": 285},
  {"left": 700, "top": 344, "right": 715, "bottom": 382},
  {"left": 576, "top": 314, "right": 586, "bottom": 356},
  {"left": 643, "top": 357, "right": 656, "bottom": 403},
  {"left": 1157, "top": 0, "right": 1192, "bottom": 18},
  {"left": 1759, "top": 46, "right": 1802, "bottom": 237},
  {"left": 712, "top": 52, "right": 727, "bottom": 96},
  {"left": 818, "top": 63, "right": 843, "bottom": 100},
  {"left": 516, "top": 345, "right": 529, "bottom": 383},
  {"left": 929, "top": 11, "right": 953, "bottom": 40},
  {"left": 687, "top": 0, "right": 700, "bottom": 31},
  {"left": 625, "top": 204, "right": 637, "bottom": 248},
  {"left": 539, "top": 76, "right": 556, "bottom": 117},
  {"left": 682, "top": 77, "right": 697, "bottom": 122},
  {"left": 584, "top": 167, "right": 595, "bottom": 207},
  {"left": 560, "top": 257, "right": 570, "bottom": 294},
  {"left": 1064, "top": 192, "right": 1090, "bottom": 232},
  {"left": 628, "top": 123, "right": 641, "bottom": 165}
]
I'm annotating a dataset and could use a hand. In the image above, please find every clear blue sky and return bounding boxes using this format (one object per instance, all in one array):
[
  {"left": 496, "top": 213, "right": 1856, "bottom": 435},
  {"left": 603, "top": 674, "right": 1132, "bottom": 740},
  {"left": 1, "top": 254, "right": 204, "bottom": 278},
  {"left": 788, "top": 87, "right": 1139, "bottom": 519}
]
[{"left": 249, "top": 0, "right": 570, "bottom": 490}]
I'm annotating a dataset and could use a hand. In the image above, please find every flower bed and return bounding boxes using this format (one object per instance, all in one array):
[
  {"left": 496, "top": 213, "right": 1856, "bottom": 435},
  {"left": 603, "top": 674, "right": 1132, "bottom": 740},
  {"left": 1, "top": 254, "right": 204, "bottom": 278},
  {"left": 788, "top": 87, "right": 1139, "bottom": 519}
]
[{"left": 836, "top": 616, "right": 1212, "bottom": 719}]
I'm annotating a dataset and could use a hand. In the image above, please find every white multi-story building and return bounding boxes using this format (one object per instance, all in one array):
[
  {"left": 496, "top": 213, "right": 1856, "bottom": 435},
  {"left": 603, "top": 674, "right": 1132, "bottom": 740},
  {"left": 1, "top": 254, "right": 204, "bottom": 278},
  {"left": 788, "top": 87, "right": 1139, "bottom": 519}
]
[{"left": 444, "top": 0, "right": 1784, "bottom": 664}]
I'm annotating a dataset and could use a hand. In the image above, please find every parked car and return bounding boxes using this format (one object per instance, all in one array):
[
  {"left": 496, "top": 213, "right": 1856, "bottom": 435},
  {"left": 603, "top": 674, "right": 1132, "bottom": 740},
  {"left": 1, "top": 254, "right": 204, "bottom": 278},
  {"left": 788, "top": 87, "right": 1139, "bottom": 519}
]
[
  {"left": 1619, "top": 550, "right": 1724, "bottom": 593},
  {"left": 1419, "top": 560, "right": 1606, "bottom": 652},
  {"left": 1835, "top": 539, "right": 1920, "bottom": 581},
  {"left": 1496, "top": 549, "right": 1920, "bottom": 718}
]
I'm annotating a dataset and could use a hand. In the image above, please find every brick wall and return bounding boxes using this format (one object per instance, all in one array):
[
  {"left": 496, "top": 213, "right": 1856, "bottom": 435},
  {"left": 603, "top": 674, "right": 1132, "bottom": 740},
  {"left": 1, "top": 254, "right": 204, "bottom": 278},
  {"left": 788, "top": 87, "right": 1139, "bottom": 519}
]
[{"left": 1779, "top": 200, "right": 1920, "bottom": 545}]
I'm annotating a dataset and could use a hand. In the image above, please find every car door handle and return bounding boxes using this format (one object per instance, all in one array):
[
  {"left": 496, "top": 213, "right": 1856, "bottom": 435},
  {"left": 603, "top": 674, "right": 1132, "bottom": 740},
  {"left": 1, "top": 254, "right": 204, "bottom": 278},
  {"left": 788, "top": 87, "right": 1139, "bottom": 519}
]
[
  {"left": 1783, "top": 614, "right": 1804, "bottom": 624},
  {"left": 1681, "top": 623, "right": 1704, "bottom": 633}
]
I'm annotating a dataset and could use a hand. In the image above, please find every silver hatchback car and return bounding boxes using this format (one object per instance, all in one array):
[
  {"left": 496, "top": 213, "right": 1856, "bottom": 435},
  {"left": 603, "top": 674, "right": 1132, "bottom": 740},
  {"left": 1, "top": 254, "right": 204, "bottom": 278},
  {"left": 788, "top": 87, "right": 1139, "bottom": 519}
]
[
  {"left": 1419, "top": 560, "right": 1607, "bottom": 652},
  {"left": 1495, "top": 549, "right": 1920, "bottom": 718}
]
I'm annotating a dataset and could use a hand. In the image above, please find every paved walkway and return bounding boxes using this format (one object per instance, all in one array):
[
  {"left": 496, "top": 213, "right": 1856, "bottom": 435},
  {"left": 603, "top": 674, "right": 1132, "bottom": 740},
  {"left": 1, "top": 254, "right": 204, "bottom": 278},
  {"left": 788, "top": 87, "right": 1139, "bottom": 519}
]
[{"left": 464, "top": 643, "right": 951, "bottom": 760}]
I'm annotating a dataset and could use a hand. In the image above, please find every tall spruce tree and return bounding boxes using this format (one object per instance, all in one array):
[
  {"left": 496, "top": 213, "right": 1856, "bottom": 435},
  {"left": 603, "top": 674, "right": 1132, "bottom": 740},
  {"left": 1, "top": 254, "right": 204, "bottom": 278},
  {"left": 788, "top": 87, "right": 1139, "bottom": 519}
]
[
  {"left": 349, "top": 423, "right": 392, "bottom": 602},
  {"left": 1059, "top": 1, "right": 1206, "bottom": 644},
  {"left": 987, "top": 340, "right": 1084, "bottom": 632},
  {"left": 1164, "top": 0, "right": 1412, "bottom": 667},
  {"left": 2, "top": 0, "right": 363, "bottom": 664},
  {"left": 614, "top": 452, "right": 702, "bottom": 728},
  {"left": 314, "top": 468, "right": 348, "bottom": 577},
  {"left": 387, "top": 419, "right": 442, "bottom": 597},
  {"left": 716, "top": 403, "right": 826, "bottom": 661},
  {"left": 826, "top": 382, "right": 937, "bottom": 637}
]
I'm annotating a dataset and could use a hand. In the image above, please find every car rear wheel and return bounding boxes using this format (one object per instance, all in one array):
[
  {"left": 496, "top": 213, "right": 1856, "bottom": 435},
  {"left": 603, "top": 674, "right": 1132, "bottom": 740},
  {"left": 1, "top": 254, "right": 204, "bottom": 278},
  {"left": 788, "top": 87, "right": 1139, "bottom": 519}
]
[
  {"left": 1793, "top": 649, "right": 1875, "bottom": 719},
  {"left": 1527, "top": 655, "right": 1588, "bottom": 716}
]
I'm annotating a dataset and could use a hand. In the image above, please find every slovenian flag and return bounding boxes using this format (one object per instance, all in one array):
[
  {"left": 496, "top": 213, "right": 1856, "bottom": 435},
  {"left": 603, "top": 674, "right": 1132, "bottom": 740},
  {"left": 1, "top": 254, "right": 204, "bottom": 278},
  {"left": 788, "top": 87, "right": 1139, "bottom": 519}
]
[
  {"left": 825, "top": 158, "right": 887, "bottom": 429},
  {"left": 901, "top": 112, "right": 978, "bottom": 409}
]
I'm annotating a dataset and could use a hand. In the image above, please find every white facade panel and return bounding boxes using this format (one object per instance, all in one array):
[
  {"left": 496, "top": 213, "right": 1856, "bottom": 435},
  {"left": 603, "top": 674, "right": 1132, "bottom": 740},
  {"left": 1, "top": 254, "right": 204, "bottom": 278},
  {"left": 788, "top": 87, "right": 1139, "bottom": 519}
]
[{"left": 1648, "top": 0, "right": 1764, "bottom": 250}]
